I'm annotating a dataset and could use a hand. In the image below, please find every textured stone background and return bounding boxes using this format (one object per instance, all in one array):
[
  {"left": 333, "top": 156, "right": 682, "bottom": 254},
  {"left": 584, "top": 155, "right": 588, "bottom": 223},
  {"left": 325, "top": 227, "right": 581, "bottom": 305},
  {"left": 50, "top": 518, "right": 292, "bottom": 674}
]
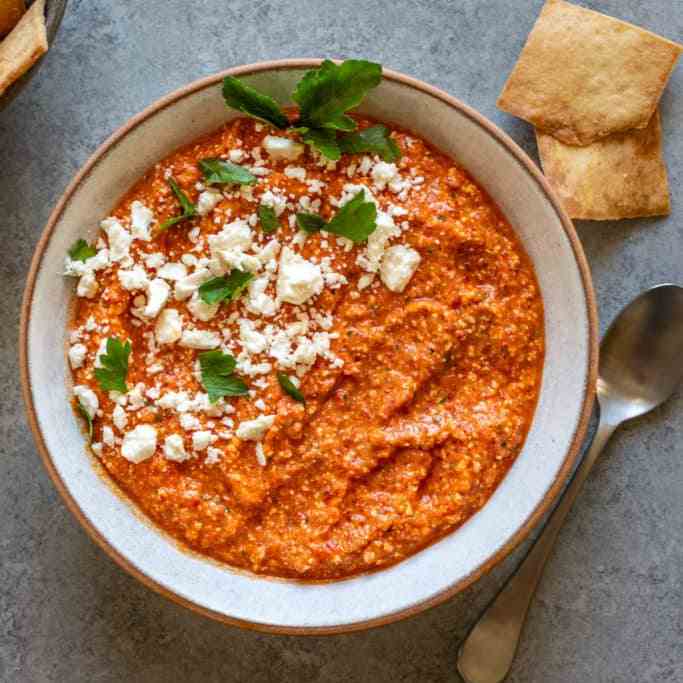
[{"left": 1, "top": 1, "right": 681, "bottom": 681}]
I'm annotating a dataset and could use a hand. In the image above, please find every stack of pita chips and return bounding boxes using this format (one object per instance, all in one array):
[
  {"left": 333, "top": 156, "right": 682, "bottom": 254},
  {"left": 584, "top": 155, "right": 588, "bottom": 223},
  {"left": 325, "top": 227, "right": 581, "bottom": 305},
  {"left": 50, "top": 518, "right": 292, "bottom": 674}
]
[
  {"left": 0, "top": 0, "right": 47, "bottom": 97},
  {"left": 498, "top": 0, "right": 682, "bottom": 220}
]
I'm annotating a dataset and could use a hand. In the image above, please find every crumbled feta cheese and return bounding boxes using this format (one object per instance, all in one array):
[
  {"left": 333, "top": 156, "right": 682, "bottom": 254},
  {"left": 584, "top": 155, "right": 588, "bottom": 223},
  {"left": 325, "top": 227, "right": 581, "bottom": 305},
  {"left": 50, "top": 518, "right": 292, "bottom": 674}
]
[
  {"left": 142, "top": 278, "right": 170, "bottom": 319},
  {"left": 356, "top": 210, "right": 401, "bottom": 273},
  {"left": 380, "top": 245, "right": 421, "bottom": 293},
  {"left": 76, "top": 271, "right": 99, "bottom": 298},
  {"left": 127, "top": 383, "right": 147, "bottom": 410},
  {"left": 179, "top": 329, "right": 221, "bottom": 349},
  {"left": 68, "top": 343, "right": 87, "bottom": 369},
  {"left": 121, "top": 425, "right": 157, "bottom": 463},
  {"left": 239, "top": 318, "right": 268, "bottom": 354},
  {"left": 130, "top": 200, "right": 154, "bottom": 241},
  {"left": 259, "top": 189, "right": 287, "bottom": 216},
  {"left": 155, "top": 308, "right": 182, "bottom": 345},
  {"left": 163, "top": 434, "right": 190, "bottom": 462},
  {"left": 284, "top": 166, "right": 306, "bottom": 181},
  {"left": 145, "top": 252, "right": 166, "bottom": 270},
  {"left": 101, "top": 218, "right": 132, "bottom": 262},
  {"left": 208, "top": 219, "right": 258, "bottom": 272},
  {"left": 187, "top": 293, "right": 219, "bottom": 322},
  {"left": 228, "top": 148, "right": 244, "bottom": 163},
  {"left": 205, "top": 446, "right": 222, "bottom": 465},
  {"left": 276, "top": 247, "right": 324, "bottom": 305},
  {"left": 196, "top": 188, "right": 222, "bottom": 216},
  {"left": 175, "top": 268, "right": 212, "bottom": 300},
  {"left": 246, "top": 274, "right": 277, "bottom": 317},
  {"left": 157, "top": 262, "right": 188, "bottom": 281},
  {"left": 263, "top": 135, "right": 305, "bottom": 161},
  {"left": 74, "top": 385, "right": 98, "bottom": 418},
  {"left": 112, "top": 404, "right": 128, "bottom": 431},
  {"left": 192, "top": 430, "right": 213, "bottom": 451},
  {"left": 255, "top": 442, "right": 267, "bottom": 466},
  {"left": 102, "top": 426, "right": 115, "bottom": 446},
  {"left": 236, "top": 414, "right": 275, "bottom": 441},
  {"left": 371, "top": 161, "right": 400, "bottom": 191},
  {"left": 179, "top": 413, "right": 201, "bottom": 431},
  {"left": 118, "top": 265, "right": 149, "bottom": 291}
]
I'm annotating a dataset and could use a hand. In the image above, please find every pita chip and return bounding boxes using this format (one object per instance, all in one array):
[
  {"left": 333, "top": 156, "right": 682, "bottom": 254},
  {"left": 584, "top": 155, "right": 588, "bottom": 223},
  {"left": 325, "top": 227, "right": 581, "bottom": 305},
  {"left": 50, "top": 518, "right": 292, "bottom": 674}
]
[
  {"left": 498, "top": 0, "right": 682, "bottom": 146},
  {"left": 0, "top": 0, "right": 47, "bottom": 96},
  {"left": 537, "top": 110, "right": 670, "bottom": 220}
]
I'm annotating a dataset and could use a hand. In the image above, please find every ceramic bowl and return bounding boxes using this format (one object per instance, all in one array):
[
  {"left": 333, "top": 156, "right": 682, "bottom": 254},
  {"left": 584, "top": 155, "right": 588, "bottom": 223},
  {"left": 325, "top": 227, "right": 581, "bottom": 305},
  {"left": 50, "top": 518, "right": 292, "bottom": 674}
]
[
  {"left": 21, "top": 60, "right": 597, "bottom": 634},
  {"left": 0, "top": 0, "right": 68, "bottom": 111}
]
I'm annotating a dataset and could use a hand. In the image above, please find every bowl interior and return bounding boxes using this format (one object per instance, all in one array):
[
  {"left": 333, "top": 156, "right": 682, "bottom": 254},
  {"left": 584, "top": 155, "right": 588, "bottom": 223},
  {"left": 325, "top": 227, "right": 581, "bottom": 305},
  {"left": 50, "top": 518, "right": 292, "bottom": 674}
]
[{"left": 23, "top": 64, "right": 595, "bottom": 632}]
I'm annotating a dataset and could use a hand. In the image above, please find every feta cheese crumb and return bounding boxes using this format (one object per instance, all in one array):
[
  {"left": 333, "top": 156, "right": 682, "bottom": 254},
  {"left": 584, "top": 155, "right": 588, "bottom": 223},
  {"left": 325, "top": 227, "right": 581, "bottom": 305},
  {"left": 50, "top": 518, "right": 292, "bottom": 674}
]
[
  {"left": 263, "top": 135, "right": 305, "bottom": 161},
  {"left": 121, "top": 425, "right": 157, "bottom": 463},
  {"left": 142, "top": 279, "right": 170, "bottom": 319},
  {"left": 118, "top": 265, "right": 149, "bottom": 291},
  {"left": 236, "top": 414, "right": 275, "bottom": 441},
  {"left": 155, "top": 308, "right": 183, "bottom": 345},
  {"left": 74, "top": 385, "right": 98, "bottom": 418},
  {"left": 380, "top": 245, "right": 421, "bottom": 293},
  {"left": 76, "top": 271, "right": 99, "bottom": 299},
  {"left": 179, "top": 328, "right": 221, "bottom": 350},
  {"left": 130, "top": 200, "right": 154, "bottom": 241},
  {"left": 101, "top": 218, "right": 132, "bottom": 262},
  {"left": 192, "top": 430, "right": 213, "bottom": 451},
  {"left": 276, "top": 247, "right": 324, "bottom": 305},
  {"left": 205, "top": 446, "right": 223, "bottom": 465},
  {"left": 68, "top": 343, "right": 87, "bottom": 369},
  {"left": 163, "top": 434, "right": 190, "bottom": 462},
  {"left": 255, "top": 442, "right": 267, "bottom": 466},
  {"left": 196, "top": 188, "right": 223, "bottom": 216},
  {"left": 112, "top": 404, "right": 128, "bottom": 431}
]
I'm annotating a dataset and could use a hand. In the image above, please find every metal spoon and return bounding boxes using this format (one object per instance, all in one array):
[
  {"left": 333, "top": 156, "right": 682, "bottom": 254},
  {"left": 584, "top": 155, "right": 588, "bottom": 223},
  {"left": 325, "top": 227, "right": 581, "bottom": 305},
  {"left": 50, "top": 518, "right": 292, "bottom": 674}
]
[{"left": 457, "top": 284, "right": 683, "bottom": 683}]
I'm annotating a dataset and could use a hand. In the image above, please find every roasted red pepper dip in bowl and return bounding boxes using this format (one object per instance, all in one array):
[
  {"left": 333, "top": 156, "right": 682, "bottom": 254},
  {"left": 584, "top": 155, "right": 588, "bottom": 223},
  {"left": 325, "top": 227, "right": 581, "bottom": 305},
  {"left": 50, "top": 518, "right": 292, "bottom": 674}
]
[{"left": 21, "top": 60, "right": 597, "bottom": 632}]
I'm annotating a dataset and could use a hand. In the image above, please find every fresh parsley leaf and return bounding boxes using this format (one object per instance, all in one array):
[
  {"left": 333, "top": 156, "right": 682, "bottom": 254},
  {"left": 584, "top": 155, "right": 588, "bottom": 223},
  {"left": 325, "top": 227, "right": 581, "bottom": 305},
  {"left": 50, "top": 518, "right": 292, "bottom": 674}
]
[
  {"left": 68, "top": 239, "right": 97, "bottom": 263},
  {"left": 293, "top": 59, "right": 382, "bottom": 131},
  {"left": 295, "top": 192, "right": 376, "bottom": 242},
  {"left": 326, "top": 191, "right": 377, "bottom": 242},
  {"left": 199, "top": 158, "right": 256, "bottom": 186},
  {"left": 94, "top": 337, "right": 131, "bottom": 393},
  {"left": 277, "top": 372, "right": 305, "bottom": 404},
  {"left": 199, "top": 349, "right": 249, "bottom": 403},
  {"left": 339, "top": 125, "right": 401, "bottom": 162},
  {"left": 160, "top": 178, "right": 196, "bottom": 231},
  {"left": 222, "top": 76, "right": 289, "bottom": 129},
  {"left": 258, "top": 204, "right": 279, "bottom": 234},
  {"left": 301, "top": 128, "right": 341, "bottom": 160},
  {"left": 198, "top": 269, "right": 254, "bottom": 305},
  {"left": 296, "top": 212, "right": 327, "bottom": 233},
  {"left": 77, "top": 400, "right": 94, "bottom": 441}
]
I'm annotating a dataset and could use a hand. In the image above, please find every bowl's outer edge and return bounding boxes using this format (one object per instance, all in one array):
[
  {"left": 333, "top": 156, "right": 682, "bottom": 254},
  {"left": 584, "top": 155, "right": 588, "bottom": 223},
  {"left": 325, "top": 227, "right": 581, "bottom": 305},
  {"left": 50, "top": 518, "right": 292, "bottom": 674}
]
[{"left": 19, "top": 58, "right": 599, "bottom": 635}]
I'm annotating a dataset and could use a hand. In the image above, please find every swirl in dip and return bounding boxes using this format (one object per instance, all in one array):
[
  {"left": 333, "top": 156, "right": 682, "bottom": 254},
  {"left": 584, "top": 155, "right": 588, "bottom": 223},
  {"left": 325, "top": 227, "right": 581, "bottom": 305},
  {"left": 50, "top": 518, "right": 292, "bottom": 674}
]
[{"left": 66, "top": 116, "right": 544, "bottom": 579}]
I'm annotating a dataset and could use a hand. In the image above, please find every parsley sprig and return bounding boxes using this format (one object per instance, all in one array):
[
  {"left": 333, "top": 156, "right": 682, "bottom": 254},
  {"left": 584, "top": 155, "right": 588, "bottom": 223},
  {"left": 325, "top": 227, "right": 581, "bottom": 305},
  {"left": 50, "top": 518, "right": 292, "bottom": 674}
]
[
  {"left": 221, "top": 60, "right": 401, "bottom": 162},
  {"left": 160, "top": 178, "right": 197, "bottom": 231},
  {"left": 68, "top": 239, "right": 97, "bottom": 263},
  {"left": 277, "top": 372, "right": 305, "bottom": 404},
  {"left": 199, "top": 350, "right": 249, "bottom": 403},
  {"left": 198, "top": 268, "right": 254, "bottom": 305},
  {"left": 296, "top": 190, "right": 377, "bottom": 243},
  {"left": 94, "top": 337, "right": 131, "bottom": 393},
  {"left": 76, "top": 400, "right": 94, "bottom": 441},
  {"left": 199, "top": 158, "right": 256, "bottom": 186},
  {"left": 257, "top": 204, "right": 279, "bottom": 234}
]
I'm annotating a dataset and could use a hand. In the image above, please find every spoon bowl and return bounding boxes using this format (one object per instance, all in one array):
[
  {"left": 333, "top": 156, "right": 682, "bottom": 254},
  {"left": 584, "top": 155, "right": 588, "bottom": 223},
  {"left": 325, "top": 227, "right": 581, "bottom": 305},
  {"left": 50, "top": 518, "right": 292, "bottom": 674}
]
[{"left": 599, "top": 284, "right": 683, "bottom": 423}]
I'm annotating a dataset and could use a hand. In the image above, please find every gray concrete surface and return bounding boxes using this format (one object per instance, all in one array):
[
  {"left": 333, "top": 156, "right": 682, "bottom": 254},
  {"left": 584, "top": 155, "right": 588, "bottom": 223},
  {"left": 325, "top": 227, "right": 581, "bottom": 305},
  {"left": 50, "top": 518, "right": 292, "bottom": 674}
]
[{"left": 1, "top": 0, "right": 682, "bottom": 681}]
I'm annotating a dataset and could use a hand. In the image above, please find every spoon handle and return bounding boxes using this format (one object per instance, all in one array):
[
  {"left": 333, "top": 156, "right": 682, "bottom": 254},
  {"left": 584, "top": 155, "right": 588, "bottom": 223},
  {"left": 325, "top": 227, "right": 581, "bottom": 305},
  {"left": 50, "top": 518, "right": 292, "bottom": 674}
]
[{"left": 457, "top": 416, "right": 617, "bottom": 683}]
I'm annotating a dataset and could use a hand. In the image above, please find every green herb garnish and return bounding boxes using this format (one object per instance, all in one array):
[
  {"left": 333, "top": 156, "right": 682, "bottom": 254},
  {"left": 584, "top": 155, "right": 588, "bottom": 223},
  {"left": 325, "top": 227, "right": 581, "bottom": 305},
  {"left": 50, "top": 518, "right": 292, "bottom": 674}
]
[
  {"left": 338, "top": 125, "right": 401, "bottom": 162},
  {"left": 258, "top": 204, "right": 279, "bottom": 234},
  {"left": 295, "top": 212, "right": 327, "bottom": 233},
  {"left": 277, "top": 372, "right": 305, "bottom": 404},
  {"left": 68, "top": 239, "right": 97, "bottom": 263},
  {"left": 222, "top": 76, "right": 289, "bottom": 129},
  {"left": 159, "top": 178, "right": 197, "bottom": 231},
  {"left": 94, "top": 337, "right": 131, "bottom": 393},
  {"left": 77, "top": 400, "right": 94, "bottom": 441},
  {"left": 293, "top": 60, "right": 381, "bottom": 131},
  {"left": 221, "top": 60, "right": 400, "bottom": 162},
  {"left": 198, "top": 269, "right": 254, "bottom": 305},
  {"left": 295, "top": 191, "right": 376, "bottom": 243},
  {"left": 199, "top": 350, "right": 249, "bottom": 403},
  {"left": 199, "top": 158, "right": 257, "bottom": 186}
]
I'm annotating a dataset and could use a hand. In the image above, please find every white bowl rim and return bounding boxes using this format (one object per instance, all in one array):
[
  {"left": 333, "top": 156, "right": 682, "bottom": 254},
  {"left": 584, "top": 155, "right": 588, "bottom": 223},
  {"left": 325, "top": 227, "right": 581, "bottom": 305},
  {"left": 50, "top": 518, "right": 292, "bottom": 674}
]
[{"left": 20, "top": 59, "right": 598, "bottom": 634}]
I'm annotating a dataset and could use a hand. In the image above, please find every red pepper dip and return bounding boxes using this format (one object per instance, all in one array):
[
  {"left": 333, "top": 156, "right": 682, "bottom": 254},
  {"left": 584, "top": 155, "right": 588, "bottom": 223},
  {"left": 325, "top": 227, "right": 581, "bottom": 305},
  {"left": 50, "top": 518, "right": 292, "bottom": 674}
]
[{"left": 66, "top": 116, "right": 544, "bottom": 579}]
